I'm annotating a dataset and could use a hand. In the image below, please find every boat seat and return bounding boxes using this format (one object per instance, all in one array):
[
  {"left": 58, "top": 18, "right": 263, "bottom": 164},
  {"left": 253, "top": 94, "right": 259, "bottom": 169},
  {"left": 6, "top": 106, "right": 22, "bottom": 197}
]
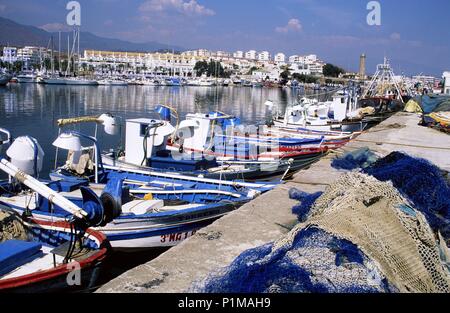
[
  {"left": 0, "top": 240, "right": 43, "bottom": 277},
  {"left": 121, "top": 200, "right": 165, "bottom": 215}
]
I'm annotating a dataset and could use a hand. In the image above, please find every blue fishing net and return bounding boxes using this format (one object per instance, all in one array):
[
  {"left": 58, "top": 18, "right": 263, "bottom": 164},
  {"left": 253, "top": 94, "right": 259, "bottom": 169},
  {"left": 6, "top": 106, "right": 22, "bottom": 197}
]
[
  {"left": 194, "top": 227, "right": 393, "bottom": 293},
  {"left": 331, "top": 147, "right": 378, "bottom": 171},
  {"left": 365, "top": 152, "right": 450, "bottom": 243},
  {"left": 289, "top": 189, "right": 322, "bottom": 222}
]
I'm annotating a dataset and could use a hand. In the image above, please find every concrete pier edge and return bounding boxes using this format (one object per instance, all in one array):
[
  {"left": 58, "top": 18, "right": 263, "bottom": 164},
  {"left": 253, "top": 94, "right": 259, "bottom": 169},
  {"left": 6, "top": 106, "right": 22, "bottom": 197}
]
[{"left": 98, "top": 112, "right": 450, "bottom": 293}]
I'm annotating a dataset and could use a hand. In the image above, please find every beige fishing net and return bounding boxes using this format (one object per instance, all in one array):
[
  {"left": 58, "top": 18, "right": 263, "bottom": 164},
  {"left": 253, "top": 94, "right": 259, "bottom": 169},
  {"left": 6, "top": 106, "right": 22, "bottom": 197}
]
[
  {"left": 275, "top": 173, "right": 450, "bottom": 293},
  {"left": 0, "top": 209, "right": 28, "bottom": 243}
]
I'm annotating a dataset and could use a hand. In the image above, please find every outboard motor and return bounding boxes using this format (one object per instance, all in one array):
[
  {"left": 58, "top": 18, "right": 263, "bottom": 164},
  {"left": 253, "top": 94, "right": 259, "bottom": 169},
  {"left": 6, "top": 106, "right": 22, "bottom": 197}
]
[
  {"left": 79, "top": 178, "right": 124, "bottom": 227},
  {"left": 6, "top": 136, "right": 44, "bottom": 178},
  {"left": 100, "top": 178, "right": 125, "bottom": 225}
]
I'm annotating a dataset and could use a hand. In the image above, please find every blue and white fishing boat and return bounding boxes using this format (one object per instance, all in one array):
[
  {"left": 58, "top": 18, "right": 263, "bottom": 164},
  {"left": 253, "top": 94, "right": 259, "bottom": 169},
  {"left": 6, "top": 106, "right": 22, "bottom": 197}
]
[
  {"left": 0, "top": 129, "right": 275, "bottom": 251},
  {"left": 0, "top": 210, "right": 109, "bottom": 293},
  {"left": 53, "top": 112, "right": 296, "bottom": 180}
]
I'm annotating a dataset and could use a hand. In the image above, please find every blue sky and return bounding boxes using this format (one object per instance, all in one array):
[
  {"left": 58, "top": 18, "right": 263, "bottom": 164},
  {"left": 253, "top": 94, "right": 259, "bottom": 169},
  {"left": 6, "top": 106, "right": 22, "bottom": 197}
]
[{"left": 0, "top": 0, "right": 449, "bottom": 76}]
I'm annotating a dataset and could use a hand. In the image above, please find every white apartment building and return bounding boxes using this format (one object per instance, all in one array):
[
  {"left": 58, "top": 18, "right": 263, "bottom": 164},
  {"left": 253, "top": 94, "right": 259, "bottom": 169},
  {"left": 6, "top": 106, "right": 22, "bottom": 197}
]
[
  {"left": 274, "top": 53, "right": 286, "bottom": 63},
  {"left": 289, "top": 54, "right": 318, "bottom": 65},
  {"left": 304, "top": 54, "right": 318, "bottom": 64},
  {"left": 214, "top": 51, "right": 231, "bottom": 58},
  {"left": 444, "top": 72, "right": 450, "bottom": 95},
  {"left": 233, "top": 51, "right": 244, "bottom": 58},
  {"left": 258, "top": 51, "right": 271, "bottom": 62},
  {"left": 308, "top": 62, "right": 325, "bottom": 76},
  {"left": 1, "top": 46, "right": 50, "bottom": 67},
  {"left": 182, "top": 49, "right": 212, "bottom": 58},
  {"left": 413, "top": 75, "right": 439, "bottom": 87},
  {"left": 1, "top": 47, "right": 18, "bottom": 63},
  {"left": 289, "top": 55, "right": 300, "bottom": 63},
  {"left": 17, "top": 46, "right": 50, "bottom": 66},
  {"left": 245, "top": 50, "right": 257, "bottom": 60},
  {"left": 290, "top": 63, "right": 311, "bottom": 76},
  {"left": 82, "top": 50, "right": 198, "bottom": 76}
]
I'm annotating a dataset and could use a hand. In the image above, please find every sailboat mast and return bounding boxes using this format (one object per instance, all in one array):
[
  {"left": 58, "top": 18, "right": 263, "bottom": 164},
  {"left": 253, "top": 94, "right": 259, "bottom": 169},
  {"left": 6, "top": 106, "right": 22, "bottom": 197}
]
[
  {"left": 66, "top": 34, "right": 70, "bottom": 76},
  {"left": 51, "top": 36, "right": 55, "bottom": 75},
  {"left": 77, "top": 27, "right": 80, "bottom": 76},
  {"left": 58, "top": 31, "right": 61, "bottom": 73}
]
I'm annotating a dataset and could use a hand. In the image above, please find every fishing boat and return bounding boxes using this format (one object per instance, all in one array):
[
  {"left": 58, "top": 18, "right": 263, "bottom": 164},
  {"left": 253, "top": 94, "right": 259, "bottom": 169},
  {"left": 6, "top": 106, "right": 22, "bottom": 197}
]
[
  {"left": 167, "top": 111, "right": 328, "bottom": 172},
  {"left": 269, "top": 89, "right": 375, "bottom": 133},
  {"left": 357, "top": 58, "right": 411, "bottom": 120},
  {"left": 0, "top": 210, "right": 108, "bottom": 293}
]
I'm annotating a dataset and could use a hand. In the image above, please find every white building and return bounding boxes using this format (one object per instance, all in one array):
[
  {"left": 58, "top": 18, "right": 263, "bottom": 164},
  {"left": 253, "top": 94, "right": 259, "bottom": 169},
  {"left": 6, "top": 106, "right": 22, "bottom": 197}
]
[
  {"left": 308, "top": 62, "right": 324, "bottom": 76},
  {"left": 83, "top": 50, "right": 198, "bottom": 76},
  {"left": 412, "top": 75, "right": 436, "bottom": 87},
  {"left": 274, "top": 53, "right": 286, "bottom": 64},
  {"left": 289, "top": 55, "right": 300, "bottom": 63},
  {"left": 233, "top": 51, "right": 244, "bottom": 58},
  {"left": 245, "top": 50, "right": 257, "bottom": 60},
  {"left": 1, "top": 46, "right": 50, "bottom": 67},
  {"left": 288, "top": 54, "right": 318, "bottom": 65},
  {"left": 258, "top": 51, "right": 271, "bottom": 62},
  {"left": 290, "top": 63, "right": 311, "bottom": 76},
  {"left": 304, "top": 54, "right": 318, "bottom": 64},
  {"left": 1, "top": 47, "right": 18, "bottom": 63},
  {"left": 182, "top": 49, "right": 211, "bottom": 58},
  {"left": 215, "top": 51, "right": 231, "bottom": 58},
  {"left": 444, "top": 72, "right": 450, "bottom": 95}
]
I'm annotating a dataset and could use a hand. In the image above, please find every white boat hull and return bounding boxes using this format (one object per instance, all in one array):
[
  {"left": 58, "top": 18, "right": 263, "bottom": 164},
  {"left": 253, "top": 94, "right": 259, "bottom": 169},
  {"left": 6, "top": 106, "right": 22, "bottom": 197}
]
[{"left": 273, "top": 119, "right": 366, "bottom": 133}]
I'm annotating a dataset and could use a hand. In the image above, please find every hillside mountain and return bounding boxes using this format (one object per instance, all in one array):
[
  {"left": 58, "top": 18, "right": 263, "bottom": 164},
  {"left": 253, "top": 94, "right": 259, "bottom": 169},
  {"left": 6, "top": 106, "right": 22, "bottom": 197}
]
[{"left": 0, "top": 16, "right": 184, "bottom": 53}]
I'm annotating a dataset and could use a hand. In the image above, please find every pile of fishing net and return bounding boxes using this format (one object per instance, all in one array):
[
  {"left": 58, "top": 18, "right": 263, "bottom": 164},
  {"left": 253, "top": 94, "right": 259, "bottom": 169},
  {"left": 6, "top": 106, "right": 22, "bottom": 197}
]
[
  {"left": 332, "top": 150, "right": 450, "bottom": 244},
  {"left": 0, "top": 209, "right": 28, "bottom": 243},
  {"left": 192, "top": 152, "right": 450, "bottom": 293}
]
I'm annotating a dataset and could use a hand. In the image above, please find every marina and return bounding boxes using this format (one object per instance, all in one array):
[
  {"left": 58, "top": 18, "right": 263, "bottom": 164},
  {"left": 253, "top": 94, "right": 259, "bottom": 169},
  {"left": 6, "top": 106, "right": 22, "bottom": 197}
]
[
  {"left": 0, "top": 0, "right": 449, "bottom": 299},
  {"left": 1, "top": 70, "right": 449, "bottom": 293}
]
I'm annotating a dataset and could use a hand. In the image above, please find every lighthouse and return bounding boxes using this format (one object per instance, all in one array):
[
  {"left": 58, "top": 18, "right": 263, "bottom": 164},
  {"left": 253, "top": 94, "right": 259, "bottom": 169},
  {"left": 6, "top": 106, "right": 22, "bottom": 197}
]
[{"left": 359, "top": 54, "right": 366, "bottom": 80}]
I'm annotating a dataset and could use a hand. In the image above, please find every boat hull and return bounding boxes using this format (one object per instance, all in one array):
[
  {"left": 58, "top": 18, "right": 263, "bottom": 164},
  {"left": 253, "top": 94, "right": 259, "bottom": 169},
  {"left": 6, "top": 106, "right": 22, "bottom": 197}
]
[
  {"left": 2, "top": 200, "right": 238, "bottom": 251},
  {"left": 101, "top": 152, "right": 283, "bottom": 181},
  {"left": 273, "top": 119, "right": 368, "bottom": 133},
  {"left": 0, "top": 218, "right": 108, "bottom": 293}
]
